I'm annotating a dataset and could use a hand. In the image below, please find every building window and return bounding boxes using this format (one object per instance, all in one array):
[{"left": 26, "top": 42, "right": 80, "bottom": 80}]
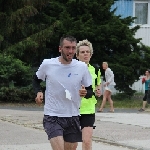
[
  {"left": 134, "top": 1, "right": 150, "bottom": 25},
  {"left": 135, "top": 3, "right": 148, "bottom": 24}
]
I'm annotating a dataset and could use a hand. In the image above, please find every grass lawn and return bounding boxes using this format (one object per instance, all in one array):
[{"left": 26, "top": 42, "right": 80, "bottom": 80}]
[{"left": 96, "top": 94, "right": 150, "bottom": 109}]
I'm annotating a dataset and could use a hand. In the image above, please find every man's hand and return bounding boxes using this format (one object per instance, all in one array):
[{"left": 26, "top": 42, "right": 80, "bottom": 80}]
[
  {"left": 35, "top": 92, "right": 43, "bottom": 106},
  {"left": 95, "top": 89, "right": 101, "bottom": 97},
  {"left": 79, "top": 85, "right": 87, "bottom": 97}
]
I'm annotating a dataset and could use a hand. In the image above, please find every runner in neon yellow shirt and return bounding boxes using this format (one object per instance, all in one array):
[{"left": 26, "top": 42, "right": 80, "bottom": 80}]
[
  {"left": 79, "top": 64, "right": 101, "bottom": 114},
  {"left": 76, "top": 39, "right": 101, "bottom": 150}
]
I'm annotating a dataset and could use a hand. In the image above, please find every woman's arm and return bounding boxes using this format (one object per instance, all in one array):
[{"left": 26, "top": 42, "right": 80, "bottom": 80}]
[{"left": 107, "top": 69, "right": 114, "bottom": 84}]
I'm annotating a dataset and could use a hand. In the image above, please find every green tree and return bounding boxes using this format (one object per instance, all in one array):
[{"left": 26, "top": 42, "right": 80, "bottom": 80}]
[
  {"left": 0, "top": 0, "right": 59, "bottom": 65},
  {"left": 0, "top": 53, "right": 32, "bottom": 87},
  {"left": 43, "top": 0, "right": 150, "bottom": 96},
  {"left": 0, "top": 0, "right": 59, "bottom": 102},
  {"left": 1, "top": 0, "right": 150, "bottom": 96},
  {"left": 0, "top": 53, "right": 35, "bottom": 103}
]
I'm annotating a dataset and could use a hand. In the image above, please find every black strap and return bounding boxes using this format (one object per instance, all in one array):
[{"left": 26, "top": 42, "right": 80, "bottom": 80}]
[
  {"left": 84, "top": 85, "right": 93, "bottom": 99},
  {"left": 92, "top": 64, "right": 99, "bottom": 85}
]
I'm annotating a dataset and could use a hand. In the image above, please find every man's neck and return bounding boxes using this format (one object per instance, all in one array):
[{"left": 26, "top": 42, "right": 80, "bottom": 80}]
[{"left": 59, "top": 56, "right": 72, "bottom": 64}]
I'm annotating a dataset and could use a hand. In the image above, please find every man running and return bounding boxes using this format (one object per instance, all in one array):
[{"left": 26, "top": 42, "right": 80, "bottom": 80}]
[{"left": 33, "top": 35, "right": 93, "bottom": 150}]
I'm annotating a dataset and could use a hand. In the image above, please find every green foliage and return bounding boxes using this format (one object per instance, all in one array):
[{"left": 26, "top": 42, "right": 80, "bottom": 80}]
[
  {"left": 0, "top": 53, "right": 33, "bottom": 87},
  {"left": 0, "top": 86, "right": 35, "bottom": 102},
  {"left": 0, "top": 0, "right": 57, "bottom": 103},
  {"left": 112, "top": 93, "right": 131, "bottom": 100},
  {"left": 42, "top": 0, "right": 150, "bottom": 96},
  {"left": 1, "top": 0, "right": 150, "bottom": 103},
  {"left": 0, "top": 0, "right": 59, "bottom": 65},
  {"left": 4, "top": 21, "right": 60, "bottom": 58}
]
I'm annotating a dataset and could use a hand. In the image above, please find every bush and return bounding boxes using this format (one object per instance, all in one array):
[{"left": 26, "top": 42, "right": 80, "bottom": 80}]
[
  {"left": 0, "top": 85, "right": 35, "bottom": 103},
  {"left": 0, "top": 54, "right": 33, "bottom": 87}
]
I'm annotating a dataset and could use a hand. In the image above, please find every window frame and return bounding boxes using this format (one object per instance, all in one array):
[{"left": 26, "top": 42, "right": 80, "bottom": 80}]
[{"left": 133, "top": 0, "right": 150, "bottom": 26}]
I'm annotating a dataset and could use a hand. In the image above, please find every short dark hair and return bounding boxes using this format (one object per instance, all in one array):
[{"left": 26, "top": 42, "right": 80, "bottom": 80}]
[
  {"left": 147, "top": 69, "right": 150, "bottom": 73},
  {"left": 59, "top": 35, "right": 77, "bottom": 46}
]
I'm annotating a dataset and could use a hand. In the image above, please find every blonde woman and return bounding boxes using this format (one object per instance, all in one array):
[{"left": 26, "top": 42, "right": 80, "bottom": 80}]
[
  {"left": 76, "top": 39, "right": 101, "bottom": 150},
  {"left": 97, "top": 62, "right": 115, "bottom": 112}
]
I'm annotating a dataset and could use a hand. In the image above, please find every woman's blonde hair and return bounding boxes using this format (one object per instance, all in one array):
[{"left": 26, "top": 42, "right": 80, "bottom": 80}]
[
  {"left": 76, "top": 39, "right": 93, "bottom": 56},
  {"left": 103, "top": 62, "right": 108, "bottom": 66}
]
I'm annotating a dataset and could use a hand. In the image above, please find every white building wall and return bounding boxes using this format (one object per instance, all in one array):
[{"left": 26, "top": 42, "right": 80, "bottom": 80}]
[
  {"left": 134, "top": 26, "right": 150, "bottom": 47},
  {"left": 131, "top": 76, "right": 145, "bottom": 93}
]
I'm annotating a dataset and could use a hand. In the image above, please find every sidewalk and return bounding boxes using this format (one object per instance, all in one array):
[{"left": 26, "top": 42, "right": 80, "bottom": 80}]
[
  {"left": 94, "top": 111, "right": 150, "bottom": 150},
  {"left": 0, "top": 105, "right": 150, "bottom": 150}
]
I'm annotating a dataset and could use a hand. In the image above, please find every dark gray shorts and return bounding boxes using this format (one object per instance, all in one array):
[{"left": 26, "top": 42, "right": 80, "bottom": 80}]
[{"left": 43, "top": 115, "right": 82, "bottom": 142}]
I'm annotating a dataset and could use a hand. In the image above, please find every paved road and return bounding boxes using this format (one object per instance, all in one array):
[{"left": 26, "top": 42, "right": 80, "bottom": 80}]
[{"left": 0, "top": 105, "right": 150, "bottom": 150}]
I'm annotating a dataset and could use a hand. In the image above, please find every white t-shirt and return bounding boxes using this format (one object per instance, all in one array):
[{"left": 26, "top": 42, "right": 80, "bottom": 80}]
[
  {"left": 36, "top": 57, "right": 92, "bottom": 117},
  {"left": 105, "top": 68, "right": 116, "bottom": 86}
]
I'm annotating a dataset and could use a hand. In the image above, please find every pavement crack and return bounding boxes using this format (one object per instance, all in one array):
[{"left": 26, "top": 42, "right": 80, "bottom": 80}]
[{"left": 92, "top": 137, "right": 140, "bottom": 150}]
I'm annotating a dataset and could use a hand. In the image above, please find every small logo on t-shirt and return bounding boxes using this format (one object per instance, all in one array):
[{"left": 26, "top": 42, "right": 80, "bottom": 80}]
[{"left": 68, "top": 73, "right": 71, "bottom": 77}]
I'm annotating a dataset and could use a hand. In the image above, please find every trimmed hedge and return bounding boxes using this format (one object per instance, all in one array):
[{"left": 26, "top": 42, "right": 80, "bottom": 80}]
[{"left": 0, "top": 86, "right": 35, "bottom": 103}]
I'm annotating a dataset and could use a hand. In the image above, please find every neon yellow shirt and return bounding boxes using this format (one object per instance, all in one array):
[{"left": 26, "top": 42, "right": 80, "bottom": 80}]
[{"left": 80, "top": 64, "right": 101, "bottom": 114}]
